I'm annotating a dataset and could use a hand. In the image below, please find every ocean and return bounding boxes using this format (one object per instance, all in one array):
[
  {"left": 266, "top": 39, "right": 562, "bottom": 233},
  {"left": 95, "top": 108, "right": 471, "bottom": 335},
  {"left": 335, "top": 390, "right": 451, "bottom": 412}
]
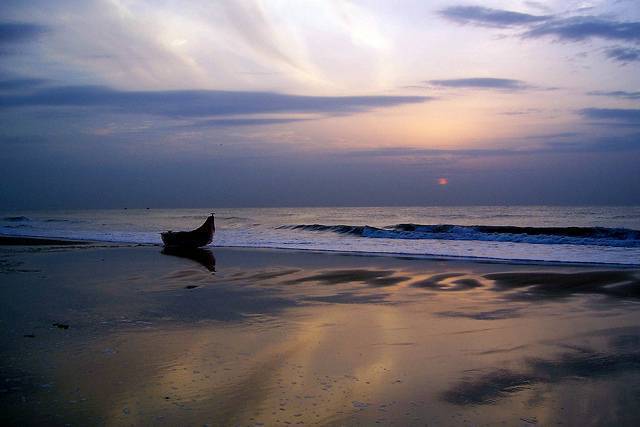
[{"left": 1, "top": 206, "right": 639, "bottom": 265}]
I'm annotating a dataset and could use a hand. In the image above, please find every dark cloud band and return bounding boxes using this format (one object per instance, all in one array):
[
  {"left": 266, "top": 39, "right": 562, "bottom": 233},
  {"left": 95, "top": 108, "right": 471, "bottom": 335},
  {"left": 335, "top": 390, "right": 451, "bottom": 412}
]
[
  {"left": 580, "top": 108, "right": 640, "bottom": 124},
  {"left": 427, "top": 78, "right": 530, "bottom": 91},
  {"left": 182, "top": 117, "right": 309, "bottom": 128},
  {"left": 0, "top": 22, "right": 47, "bottom": 44},
  {"left": 0, "top": 85, "right": 431, "bottom": 117},
  {"left": 588, "top": 90, "right": 640, "bottom": 100},
  {"left": 0, "top": 77, "right": 48, "bottom": 91},
  {"left": 438, "top": 6, "right": 548, "bottom": 27},
  {"left": 604, "top": 46, "right": 640, "bottom": 63},
  {"left": 524, "top": 16, "right": 640, "bottom": 42},
  {"left": 439, "top": 5, "right": 640, "bottom": 64}
]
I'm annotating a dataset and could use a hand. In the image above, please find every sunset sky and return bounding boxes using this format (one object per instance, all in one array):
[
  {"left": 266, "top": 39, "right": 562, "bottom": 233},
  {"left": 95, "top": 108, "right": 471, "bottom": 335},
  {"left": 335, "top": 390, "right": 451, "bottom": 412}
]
[{"left": 1, "top": 0, "right": 639, "bottom": 208}]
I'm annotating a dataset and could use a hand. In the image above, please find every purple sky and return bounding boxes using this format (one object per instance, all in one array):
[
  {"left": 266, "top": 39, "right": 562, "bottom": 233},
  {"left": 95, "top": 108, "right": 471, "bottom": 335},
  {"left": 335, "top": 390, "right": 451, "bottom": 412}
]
[{"left": 1, "top": 0, "right": 639, "bottom": 208}]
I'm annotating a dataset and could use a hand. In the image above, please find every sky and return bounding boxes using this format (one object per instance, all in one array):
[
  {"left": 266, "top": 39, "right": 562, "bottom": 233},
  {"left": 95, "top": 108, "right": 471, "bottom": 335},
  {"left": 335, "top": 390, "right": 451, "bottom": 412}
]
[{"left": 1, "top": 0, "right": 639, "bottom": 209}]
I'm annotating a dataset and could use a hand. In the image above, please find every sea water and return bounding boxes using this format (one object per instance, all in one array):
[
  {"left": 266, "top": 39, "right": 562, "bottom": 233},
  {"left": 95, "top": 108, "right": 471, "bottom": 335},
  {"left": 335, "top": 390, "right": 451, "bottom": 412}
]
[{"left": 1, "top": 206, "right": 639, "bottom": 265}]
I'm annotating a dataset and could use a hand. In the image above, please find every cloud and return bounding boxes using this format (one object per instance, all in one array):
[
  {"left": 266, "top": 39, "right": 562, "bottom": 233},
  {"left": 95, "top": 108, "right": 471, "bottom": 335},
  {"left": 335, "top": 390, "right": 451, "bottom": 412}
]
[
  {"left": 344, "top": 133, "right": 640, "bottom": 160},
  {"left": 580, "top": 108, "right": 640, "bottom": 125},
  {"left": 522, "top": 132, "right": 581, "bottom": 140},
  {"left": 499, "top": 108, "right": 543, "bottom": 116},
  {"left": 0, "top": 85, "right": 431, "bottom": 118},
  {"left": 0, "top": 22, "right": 47, "bottom": 44},
  {"left": 604, "top": 46, "right": 640, "bottom": 63},
  {"left": 0, "top": 21, "right": 47, "bottom": 55},
  {"left": 0, "top": 77, "right": 48, "bottom": 91},
  {"left": 439, "top": 7, "right": 640, "bottom": 66},
  {"left": 438, "top": 6, "right": 548, "bottom": 28},
  {"left": 219, "top": 1, "right": 299, "bottom": 70},
  {"left": 552, "top": 136, "right": 640, "bottom": 152},
  {"left": 523, "top": 1, "right": 553, "bottom": 14},
  {"left": 440, "top": 6, "right": 640, "bottom": 43},
  {"left": 343, "top": 146, "right": 515, "bottom": 158},
  {"left": 524, "top": 16, "right": 640, "bottom": 42},
  {"left": 427, "top": 78, "right": 530, "bottom": 91},
  {"left": 181, "top": 117, "right": 309, "bottom": 128},
  {"left": 588, "top": 90, "right": 640, "bottom": 100}
]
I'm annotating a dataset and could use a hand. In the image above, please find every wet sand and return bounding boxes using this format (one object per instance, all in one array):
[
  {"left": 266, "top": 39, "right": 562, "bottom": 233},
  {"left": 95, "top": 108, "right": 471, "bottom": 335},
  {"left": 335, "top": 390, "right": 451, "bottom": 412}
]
[
  {"left": 0, "top": 235, "right": 90, "bottom": 246},
  {"left": 1, "top": 242, "right": 640, "bottom": 426}
]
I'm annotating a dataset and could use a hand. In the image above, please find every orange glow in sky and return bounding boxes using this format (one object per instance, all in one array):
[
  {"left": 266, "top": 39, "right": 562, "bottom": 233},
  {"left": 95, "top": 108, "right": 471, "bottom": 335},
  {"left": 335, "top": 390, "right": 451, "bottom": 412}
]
[{"left": 438, "top": 177, "right": 448, "bottom": 185}]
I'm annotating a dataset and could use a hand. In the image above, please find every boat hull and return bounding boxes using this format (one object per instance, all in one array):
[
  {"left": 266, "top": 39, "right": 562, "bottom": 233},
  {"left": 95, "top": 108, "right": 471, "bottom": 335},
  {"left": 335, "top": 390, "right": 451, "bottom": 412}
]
[
  {"left": 161, "top": 214, "right": 215, "bottom": 248},
  {"left": 161, "top": 230, "right": 213, "bottom": 248}
]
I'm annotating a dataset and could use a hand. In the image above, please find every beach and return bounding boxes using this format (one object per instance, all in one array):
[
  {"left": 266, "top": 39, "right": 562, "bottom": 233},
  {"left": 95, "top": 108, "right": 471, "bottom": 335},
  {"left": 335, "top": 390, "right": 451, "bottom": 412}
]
[
  {"left": 3, "top": 0, "right": 640, "bottom": 424},
  {"left": 2, "top": 239, "right": 640, "bottom": 426}
]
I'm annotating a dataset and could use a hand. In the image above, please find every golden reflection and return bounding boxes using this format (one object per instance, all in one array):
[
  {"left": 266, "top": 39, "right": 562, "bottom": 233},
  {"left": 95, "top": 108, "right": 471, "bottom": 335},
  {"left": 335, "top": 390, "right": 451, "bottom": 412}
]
[
  {"left": 41, "top": 261, "right": 640, "bottom": 426},
  {"left": 66, "top": 302, "right": 409, "bottom": 425}
]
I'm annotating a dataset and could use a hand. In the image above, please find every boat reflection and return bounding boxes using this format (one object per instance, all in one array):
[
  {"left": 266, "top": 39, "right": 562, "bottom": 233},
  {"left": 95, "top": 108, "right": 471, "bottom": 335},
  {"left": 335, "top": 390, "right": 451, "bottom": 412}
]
[{"left": 161, "top": 247, "right": 216, "bottom": 272}]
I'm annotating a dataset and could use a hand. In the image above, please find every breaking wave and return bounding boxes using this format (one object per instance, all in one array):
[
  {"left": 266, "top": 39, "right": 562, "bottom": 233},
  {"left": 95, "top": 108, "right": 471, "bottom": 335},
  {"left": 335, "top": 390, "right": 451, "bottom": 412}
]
[
  {"left": 2, "top": 216, "right": 30, "bottom": 222},
  {"left": 280, "top": 224, "right": 640, "bottom": 248},
  {"left": 2, "top": 216, "right": 81, "bottom": 224}
]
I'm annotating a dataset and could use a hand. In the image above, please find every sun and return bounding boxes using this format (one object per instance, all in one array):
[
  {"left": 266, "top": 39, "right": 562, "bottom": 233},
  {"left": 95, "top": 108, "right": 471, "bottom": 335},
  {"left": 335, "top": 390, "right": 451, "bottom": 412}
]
[{"left": 437, "top": 177, "right": 449, "bottom": 185}]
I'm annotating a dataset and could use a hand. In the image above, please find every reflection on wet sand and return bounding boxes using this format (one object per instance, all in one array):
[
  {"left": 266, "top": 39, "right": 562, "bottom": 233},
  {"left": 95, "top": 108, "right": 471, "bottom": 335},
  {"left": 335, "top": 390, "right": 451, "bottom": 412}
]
[
  {"left": 2, "top": 246, "right": 640, "bottom": 425},
  {"left": 161, "top": 247, "right": 216, "bottom": 272},
  {"left": 486, "top": 271, "right": 640, "bottom": 299},
  {"left": 442, "top": 332, "right": 640, "bottom": 423},
  {"left": 288, "top": 269, "right": 412, "bottom": 287}
]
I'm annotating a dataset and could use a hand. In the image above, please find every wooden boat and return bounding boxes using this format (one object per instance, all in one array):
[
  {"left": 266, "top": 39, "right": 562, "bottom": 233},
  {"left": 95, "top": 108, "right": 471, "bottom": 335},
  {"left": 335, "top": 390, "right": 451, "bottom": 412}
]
[{"left": 161, "top": 214, "right": 215, "bottom": 248}]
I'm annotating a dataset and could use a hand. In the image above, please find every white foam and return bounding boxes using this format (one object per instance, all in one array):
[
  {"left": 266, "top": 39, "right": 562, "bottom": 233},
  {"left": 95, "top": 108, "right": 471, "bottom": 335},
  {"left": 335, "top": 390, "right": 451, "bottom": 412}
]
[
  {"left": 4, "top": 227, "right": 637, "bottom": 265},
  {"left": 2, "top": 206, "right": 640, "bottom": 266}
]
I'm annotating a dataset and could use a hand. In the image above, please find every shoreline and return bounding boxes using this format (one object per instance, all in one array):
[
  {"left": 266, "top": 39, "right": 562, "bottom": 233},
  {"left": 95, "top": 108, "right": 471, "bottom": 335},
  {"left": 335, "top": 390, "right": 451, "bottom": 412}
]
[
  {"left": 2, "top": 233, "right": 639, "bottom": 268},
  {"left": 0, "top": 235, "right": 91, "bottom": 246}
]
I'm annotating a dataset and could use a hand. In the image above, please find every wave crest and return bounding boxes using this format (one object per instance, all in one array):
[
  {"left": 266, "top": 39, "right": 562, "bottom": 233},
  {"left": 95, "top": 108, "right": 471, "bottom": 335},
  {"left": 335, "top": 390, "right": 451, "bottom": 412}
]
[
  {"left": 2, "top": 216, "right": 30, "bottom": 222},
  {"left": 280, "top": 223, "right": 640, "bottom": 248}
]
